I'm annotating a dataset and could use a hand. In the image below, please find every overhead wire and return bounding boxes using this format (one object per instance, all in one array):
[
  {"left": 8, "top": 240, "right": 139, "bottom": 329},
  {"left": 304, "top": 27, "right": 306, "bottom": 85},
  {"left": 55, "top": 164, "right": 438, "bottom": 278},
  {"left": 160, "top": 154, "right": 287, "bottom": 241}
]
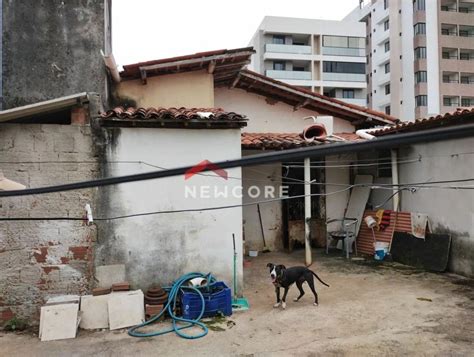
[{"left": 1, "top": 180, "right": 473, "bottom": 222}]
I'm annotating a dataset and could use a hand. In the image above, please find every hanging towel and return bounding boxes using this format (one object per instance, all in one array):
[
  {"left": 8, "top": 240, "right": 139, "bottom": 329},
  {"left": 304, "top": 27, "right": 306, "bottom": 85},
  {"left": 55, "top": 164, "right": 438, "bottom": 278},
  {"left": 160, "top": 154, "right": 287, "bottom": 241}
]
[
  {"left": 411, "top": 213, "right": 431, "bottom": 239},
  {"left": 375, "top": 209, "right": 391, "bottom": 231}
]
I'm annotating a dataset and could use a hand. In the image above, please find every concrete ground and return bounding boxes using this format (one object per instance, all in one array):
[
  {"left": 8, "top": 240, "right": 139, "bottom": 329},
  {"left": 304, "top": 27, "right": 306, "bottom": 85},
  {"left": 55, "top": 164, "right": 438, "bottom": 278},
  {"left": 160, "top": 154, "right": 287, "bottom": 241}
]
[{"left": 2, "top": 250, "right": 474, "bottom": 356}]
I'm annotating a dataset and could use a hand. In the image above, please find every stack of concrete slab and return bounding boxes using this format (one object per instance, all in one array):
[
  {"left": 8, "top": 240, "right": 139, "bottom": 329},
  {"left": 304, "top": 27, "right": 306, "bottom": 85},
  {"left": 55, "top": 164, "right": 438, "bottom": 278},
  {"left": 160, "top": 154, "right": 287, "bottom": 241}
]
[
  {"left": 39, "top": 295, "right": 80, "bottom": 342},
  {"left": 79, "top": 290, "right": 145, "bottom": 330}
]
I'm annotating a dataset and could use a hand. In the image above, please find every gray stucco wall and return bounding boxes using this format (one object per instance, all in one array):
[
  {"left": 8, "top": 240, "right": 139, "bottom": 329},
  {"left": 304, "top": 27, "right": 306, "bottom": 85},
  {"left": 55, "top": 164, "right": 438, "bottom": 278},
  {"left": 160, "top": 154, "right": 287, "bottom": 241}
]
[
  {"left": 2, "top": 0, "right": 107, "bottom": 109},
  {"left": 398, "top": 138, "right": 474, "bottom": 277},
  {"left": 0, "top": 123, "right": 100, "bottom": 325}
]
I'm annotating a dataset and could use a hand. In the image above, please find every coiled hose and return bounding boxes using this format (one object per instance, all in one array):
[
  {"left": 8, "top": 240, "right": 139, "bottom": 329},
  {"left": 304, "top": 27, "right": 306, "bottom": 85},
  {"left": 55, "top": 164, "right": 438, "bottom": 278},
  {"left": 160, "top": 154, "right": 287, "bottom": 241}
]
[{"left": 128, "top": 272, "right": 215, "bottom": 339}]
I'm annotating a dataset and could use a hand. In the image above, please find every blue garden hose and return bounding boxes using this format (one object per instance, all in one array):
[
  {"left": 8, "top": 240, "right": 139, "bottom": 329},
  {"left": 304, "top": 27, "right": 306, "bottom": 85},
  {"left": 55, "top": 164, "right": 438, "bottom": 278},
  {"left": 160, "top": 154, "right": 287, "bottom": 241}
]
[{"left": 128, "top": 272, "right": 215, "bottom": 339}]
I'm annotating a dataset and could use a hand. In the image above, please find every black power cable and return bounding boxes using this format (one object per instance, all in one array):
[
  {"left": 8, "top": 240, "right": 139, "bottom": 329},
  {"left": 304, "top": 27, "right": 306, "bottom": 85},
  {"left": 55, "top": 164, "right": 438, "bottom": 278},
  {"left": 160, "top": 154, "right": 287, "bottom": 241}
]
[{"left": 1, "top": 123, "right": 474, "bottom": 198}]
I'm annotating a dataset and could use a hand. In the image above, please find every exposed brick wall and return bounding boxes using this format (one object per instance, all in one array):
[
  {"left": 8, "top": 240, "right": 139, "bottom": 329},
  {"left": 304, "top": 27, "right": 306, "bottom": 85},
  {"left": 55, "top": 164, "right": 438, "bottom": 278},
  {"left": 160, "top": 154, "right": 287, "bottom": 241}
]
[{"left": 0, "top": 124, "right": 99, "bottom": 325}]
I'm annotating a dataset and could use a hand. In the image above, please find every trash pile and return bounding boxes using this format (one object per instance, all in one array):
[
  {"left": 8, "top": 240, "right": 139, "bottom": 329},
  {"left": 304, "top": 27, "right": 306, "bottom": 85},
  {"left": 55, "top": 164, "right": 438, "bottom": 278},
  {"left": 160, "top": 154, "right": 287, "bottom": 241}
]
[{"left": 38, "top": 267, "right": 235, "bottom": 342}]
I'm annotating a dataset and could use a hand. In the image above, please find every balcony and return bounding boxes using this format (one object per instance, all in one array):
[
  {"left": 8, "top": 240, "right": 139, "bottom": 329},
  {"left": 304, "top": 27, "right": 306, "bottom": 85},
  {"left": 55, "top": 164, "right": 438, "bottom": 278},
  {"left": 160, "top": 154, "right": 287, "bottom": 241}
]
[
  {"left": 336, "top": 97, "right": 367, "bottom": 106},
  {"left": 265, "top": 44, "right": 312, "bottom": 55},
  {"left": 322, "top": 72, "right": 366, "bottom": 82},
  {"left": 265, "top": 70, "right": 312, "bottom": 80},
  {"left": 322, "top": 47, "right": 365, "bottom": 57}
]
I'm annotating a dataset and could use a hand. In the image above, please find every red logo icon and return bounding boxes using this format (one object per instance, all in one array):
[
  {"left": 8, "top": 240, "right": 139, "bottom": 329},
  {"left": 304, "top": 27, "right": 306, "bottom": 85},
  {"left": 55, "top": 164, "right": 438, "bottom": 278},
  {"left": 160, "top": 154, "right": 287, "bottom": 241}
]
[{"left": 185, "top": 160, "right": 228, "bottom": 180}]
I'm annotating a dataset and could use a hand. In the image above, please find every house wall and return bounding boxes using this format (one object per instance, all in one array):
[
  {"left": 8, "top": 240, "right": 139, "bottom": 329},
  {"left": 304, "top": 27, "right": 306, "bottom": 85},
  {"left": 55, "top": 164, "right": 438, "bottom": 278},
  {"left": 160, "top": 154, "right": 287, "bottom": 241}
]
[
  {"left": 115, "top": 70, "right": 214, "bottom": 108},
  {"left": 241, "top": 155, "right": 283, "bottom": 252},
  {"left": 398, "top": 138, "right": 474, "bottom": 277},
  {"left": 96, "top": 127, "right": 243, "bottom": 291},
  {"left": 325, "top": 154, "right": 354, "bottom": 231},
  {"left": 0, "top": 124, "right": 99, "bottom": 325},
  {"left": 1, "top": 0, "right": 109, "bottom": 109},
  {"left": 214, "top": 87, "right": 355, "bottom": 134}
]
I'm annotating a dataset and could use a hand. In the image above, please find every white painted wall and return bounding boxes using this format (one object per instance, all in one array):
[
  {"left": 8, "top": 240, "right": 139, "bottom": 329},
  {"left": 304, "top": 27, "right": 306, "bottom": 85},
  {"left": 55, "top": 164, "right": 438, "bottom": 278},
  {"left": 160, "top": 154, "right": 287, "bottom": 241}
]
[
  {"left": 100, "top": 127, "right": 243, "bottom": 290},
  {"left": 215, "top": 87, "right": 356, "bottom": 134},
  {"left": 325, "top": 154, "right": 354, "bottom": 232},
  {"left": 401, "top": 0, "right": 416, "bottom": 122},
  {"left": 398, "top": 138, "right": 474, "bottom": 277},
  {"left": 242, "top": 157, "right": 283, "bottom": 252},
  {"left": 426, "top": 1, "right": 441, "bottom": 116}
]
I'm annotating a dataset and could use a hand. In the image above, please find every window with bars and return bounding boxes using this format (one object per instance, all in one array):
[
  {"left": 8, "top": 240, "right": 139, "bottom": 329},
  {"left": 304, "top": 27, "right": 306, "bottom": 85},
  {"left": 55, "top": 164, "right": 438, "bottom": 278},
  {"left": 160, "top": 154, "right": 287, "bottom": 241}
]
[
  {"left": 415, "top": 71, "right": 427, "bottom": 83},
  {"left": 415, "top": 95, "right": 427, "bottom": 107},
  {"left": 414, "top": 23, "right": 426, "bottom": 35},
  {"left": 414, "top": 47, "right": 427, "bottom": 59}
]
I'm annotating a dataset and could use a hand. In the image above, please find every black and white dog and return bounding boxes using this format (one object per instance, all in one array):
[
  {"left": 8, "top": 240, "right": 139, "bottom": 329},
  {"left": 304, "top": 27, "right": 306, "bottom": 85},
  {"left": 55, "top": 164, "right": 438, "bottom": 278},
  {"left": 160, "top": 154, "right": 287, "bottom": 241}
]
[{"left": 267, "top": 263, "right": 330, "bottom": 309}]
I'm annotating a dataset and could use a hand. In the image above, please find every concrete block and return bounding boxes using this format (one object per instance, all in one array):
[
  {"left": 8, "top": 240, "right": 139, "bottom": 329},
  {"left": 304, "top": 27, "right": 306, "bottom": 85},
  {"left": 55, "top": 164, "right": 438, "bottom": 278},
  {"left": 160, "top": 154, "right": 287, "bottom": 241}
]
[
  {"left": 46, "top": 295, "right": 80, "bottom": 305},
  {"left": 108, "top": 290, "right": 144, "bottom": 330},
  {"left": 95, "top": 264, "right": 126, "bottom": 288},
  {"left": 79, "top": 294, "right": 109, "bottom": 330},
  {"left": 39, "top": 303, "right": 79, "bottom": 341}
]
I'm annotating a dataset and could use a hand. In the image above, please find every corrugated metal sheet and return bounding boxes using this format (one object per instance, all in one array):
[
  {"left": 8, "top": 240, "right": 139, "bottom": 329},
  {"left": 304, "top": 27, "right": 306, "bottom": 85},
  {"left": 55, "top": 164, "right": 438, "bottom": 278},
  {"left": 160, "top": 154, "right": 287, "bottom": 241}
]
[{"left": 357, "top": 210, "right": 412, "bottom": 255}]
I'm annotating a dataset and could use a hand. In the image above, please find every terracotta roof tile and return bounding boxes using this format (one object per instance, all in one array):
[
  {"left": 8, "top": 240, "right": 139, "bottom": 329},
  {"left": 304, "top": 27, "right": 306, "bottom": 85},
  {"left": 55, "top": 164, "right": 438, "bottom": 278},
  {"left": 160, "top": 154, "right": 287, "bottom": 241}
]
[
  {"left": 99, "top": 107, "right": 247, "bottom": 129},
  {"left": 241, "top": 132, "right": 362, "bottom": 150},
  {"left": 371, "top": 107, "right": 474, "bottom": 136},
  {"left": 101, "top": 106, "right": 246, "bottom": 122}
]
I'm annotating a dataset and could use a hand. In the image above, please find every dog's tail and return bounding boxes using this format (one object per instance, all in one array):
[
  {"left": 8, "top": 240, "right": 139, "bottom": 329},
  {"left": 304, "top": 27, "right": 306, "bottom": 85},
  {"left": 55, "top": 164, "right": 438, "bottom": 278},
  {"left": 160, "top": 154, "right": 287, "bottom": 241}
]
[{"left": 311, "top": 270, "right": 330, "bottom": 287}]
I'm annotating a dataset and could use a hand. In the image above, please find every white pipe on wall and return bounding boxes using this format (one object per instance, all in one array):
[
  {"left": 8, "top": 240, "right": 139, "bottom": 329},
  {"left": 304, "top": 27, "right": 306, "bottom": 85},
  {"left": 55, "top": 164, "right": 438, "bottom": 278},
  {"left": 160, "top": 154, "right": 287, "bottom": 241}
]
[
  {"left": 391, "top": 149, "right": 400, "bottom": 211},
  {"left": 304, "top": 157, "right": 312, "bottom": 266}
]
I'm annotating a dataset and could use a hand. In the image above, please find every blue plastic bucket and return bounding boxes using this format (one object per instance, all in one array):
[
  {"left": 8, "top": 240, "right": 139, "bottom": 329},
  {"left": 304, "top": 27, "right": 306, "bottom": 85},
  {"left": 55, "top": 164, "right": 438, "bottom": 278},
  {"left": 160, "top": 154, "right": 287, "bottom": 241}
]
[
  {"left": 181, "top": 281, "right": 232, "bottom": 319},
  {"left": 374, "top": 242, "right": 389, "bottom": 261}
]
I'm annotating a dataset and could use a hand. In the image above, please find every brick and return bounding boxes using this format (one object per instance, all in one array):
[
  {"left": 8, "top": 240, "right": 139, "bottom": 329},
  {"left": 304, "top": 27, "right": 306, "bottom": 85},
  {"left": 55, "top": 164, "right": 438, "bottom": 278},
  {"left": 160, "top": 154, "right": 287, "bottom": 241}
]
[
  {"left": 71, "top": 107, "right": 89, "bottom": 126},
  {"left": 69, "top": 246, "right": 90, "bottom": 260},
  {"left": 1, "top": 308, "right": 14, "bottom": 322},
  {"left": 33, "top": 247, "right": 48, "bottom": 263},
  {"left": 42, "top": 266, "right": 60, "bottom": 274}
]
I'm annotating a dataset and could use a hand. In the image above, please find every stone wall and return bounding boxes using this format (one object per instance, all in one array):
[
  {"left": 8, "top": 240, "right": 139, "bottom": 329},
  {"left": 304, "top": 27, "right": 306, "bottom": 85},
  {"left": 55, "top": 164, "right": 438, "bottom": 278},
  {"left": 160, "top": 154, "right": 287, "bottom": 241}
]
[
  {"left": 1, "top": 0, "right": 109, "bottom": 109},
  {"left": 0, "top": 124, "right": 99, "bottom": 325}
]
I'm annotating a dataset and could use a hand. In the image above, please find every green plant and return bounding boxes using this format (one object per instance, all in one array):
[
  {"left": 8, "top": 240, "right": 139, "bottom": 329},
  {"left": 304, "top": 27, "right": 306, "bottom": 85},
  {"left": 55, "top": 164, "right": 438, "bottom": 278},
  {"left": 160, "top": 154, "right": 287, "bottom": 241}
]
[{"left": 4, "top": 317, "right": 27, "bottom": 331}]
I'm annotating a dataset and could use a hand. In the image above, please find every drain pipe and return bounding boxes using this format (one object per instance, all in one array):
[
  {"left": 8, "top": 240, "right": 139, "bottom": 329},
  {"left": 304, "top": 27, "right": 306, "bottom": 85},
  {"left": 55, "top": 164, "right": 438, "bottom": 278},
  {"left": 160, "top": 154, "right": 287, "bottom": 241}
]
[
  {"left": 391, "top": 149, "right": 400, "bottom": 211},
  {"left": 304, "top": 157, "right": 312, "bottom": 266},
  {"left": 355, "top": 129, "right": 376, "bottom": 140}
]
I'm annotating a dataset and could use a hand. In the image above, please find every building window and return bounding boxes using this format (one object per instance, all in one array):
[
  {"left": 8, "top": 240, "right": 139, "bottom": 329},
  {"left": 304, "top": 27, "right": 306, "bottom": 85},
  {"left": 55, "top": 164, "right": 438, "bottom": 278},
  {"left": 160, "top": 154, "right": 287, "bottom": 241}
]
[
  {"left": 460, "top": 53, "right": 472, "bottom": 60},
  {"left": 385, "top": 105, "right": 391, "bottom": 115},
  {"left": 322, "top": 36, "right": 365, "bottom": 49},
  {"left": 385, "top": 84, "right": 390, "bottom": 95},
  {"left": 413, "top": 0, "right": 426, "bottom": 11},
  {"left": 414, "top": 47, "right": 427, "bottom": 59},
  {"left": 323, "top": 61, "right": 365, "bottom": 74},
  {"left": 272, "top": 35, "right": 285, "bottom": 45},
  {"left": 342, "top": 89, "right": 355, "bottom": 98},
  {"left": 384, "top": 41, "right": 390, "bottom": 52},
  {"left": 293, "top": 66, "right": 305, "bottom": 72},
  {"left": 384, "top": 0, "right": 389, "bottom": 10},
  {"left": 415, "top": 95, "right": 428, "bottom": 107},
  {"left": 414, "top": 23, "right": 426, "bottom": 35},
  {"left": 415, "top": 71, "right": 427, "bottom": 83},
  {"left": 384, "top": 62, "right": 390, "bottom": 73},
  {"left": 443, "top": 96, "right": 460, "bottom": 106},
  {"left": 273, "top": 61, "right": 286, "bottom": 71},
  {"left": 384, "top": 20, "right": 390, "bottom": 31},
  {"left": 462, "top": 97, "right": 474, "bottom": 106}
]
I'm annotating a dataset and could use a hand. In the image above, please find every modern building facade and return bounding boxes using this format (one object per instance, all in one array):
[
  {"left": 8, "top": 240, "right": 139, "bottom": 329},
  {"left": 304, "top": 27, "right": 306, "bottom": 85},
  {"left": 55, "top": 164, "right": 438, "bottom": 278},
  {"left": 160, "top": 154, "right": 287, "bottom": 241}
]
[
  {"left": 248, "top": 16, "right": 368, "bottom": 107},
  {"left": 346, "top": 0, "right": 474, "bottom": 121}
]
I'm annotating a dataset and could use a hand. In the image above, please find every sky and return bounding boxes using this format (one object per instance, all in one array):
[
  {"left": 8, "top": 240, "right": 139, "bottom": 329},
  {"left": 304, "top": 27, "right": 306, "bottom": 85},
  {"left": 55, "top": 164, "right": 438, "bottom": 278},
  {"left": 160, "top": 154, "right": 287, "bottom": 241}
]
[{"left": 112, "top": 0, "right": 360, "bottom": 66}]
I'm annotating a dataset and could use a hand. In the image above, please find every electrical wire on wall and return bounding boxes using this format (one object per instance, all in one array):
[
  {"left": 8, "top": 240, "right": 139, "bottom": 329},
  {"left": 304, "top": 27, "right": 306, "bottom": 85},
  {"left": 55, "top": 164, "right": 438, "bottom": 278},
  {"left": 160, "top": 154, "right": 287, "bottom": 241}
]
[{"left": 1, "top": 179, "right": 473, "bottom": 222}]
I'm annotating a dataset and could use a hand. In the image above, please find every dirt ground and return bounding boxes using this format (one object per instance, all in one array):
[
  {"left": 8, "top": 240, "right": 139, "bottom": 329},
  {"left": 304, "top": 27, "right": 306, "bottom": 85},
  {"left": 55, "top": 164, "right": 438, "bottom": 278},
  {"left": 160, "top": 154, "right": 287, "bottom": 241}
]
[{"left": 2, "top": 250, "right": 474, "bottom": 356}]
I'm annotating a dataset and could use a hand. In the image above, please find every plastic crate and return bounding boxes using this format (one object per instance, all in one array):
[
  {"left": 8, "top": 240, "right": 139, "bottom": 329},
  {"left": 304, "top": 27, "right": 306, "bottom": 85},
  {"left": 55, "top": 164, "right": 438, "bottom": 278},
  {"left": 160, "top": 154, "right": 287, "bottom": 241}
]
[{"left": 181, "top": 281, "right": 232, "bottom": 320}]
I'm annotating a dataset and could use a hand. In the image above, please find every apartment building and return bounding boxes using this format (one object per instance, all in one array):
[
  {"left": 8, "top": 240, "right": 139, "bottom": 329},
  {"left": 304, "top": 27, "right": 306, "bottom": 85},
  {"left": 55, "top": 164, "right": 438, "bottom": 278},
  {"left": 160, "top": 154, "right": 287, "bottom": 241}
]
[
  {"left": 346, "top": 0, "right": 474, "bottom": 121},
  {"left": 248, "top": 16, "right": 368, "bottom": 107}
]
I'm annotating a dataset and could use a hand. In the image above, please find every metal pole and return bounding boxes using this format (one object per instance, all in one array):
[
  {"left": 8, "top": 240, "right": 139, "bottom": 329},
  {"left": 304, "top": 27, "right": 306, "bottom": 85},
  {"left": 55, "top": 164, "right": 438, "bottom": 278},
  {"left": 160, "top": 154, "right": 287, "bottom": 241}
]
[{"left": 304, "top": 157, "right": 312, "bottom": 266}]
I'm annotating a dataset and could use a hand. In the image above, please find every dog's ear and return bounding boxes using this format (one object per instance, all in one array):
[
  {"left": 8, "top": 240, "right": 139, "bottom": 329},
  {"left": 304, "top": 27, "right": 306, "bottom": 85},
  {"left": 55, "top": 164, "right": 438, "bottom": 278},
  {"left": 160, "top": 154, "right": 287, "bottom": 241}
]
[
  {"left": 278, "top": 264, "right": 286, "bottom": 270},
  {"left": 266, "top": 263, "right": 274, "bottom": 268}
]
